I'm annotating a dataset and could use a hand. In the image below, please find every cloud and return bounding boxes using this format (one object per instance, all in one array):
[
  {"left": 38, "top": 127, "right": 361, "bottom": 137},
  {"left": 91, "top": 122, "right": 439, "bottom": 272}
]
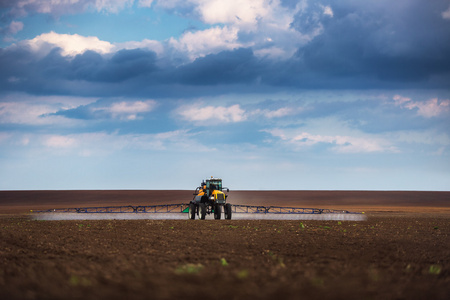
[
  {"left": 443, "top": 5, "right": 450, "bottom": 19},
  {"left": 36, "top": 129, "right": 210, "bottom": 156},
  {"left": 96, "top": 100, "right": 156, "bottom": 120},
  {"left": 54, "top": 99, "right": 157, "bottom": 120},
  {"left": 260, "top": 107, "right": 294, "bottom": 118},
  {"left": 1, "top": 21, "right": 24, "bottom": 38},
  {"left": 250, "top": 106, "right": 302, "bottom": 119},
  {"left": 169, "top": 26, "right": 242, "bottom": 61},
  {"left": 290, "top": 0, "right": 450, "bottom": 86},
  {"left": 146, "top": 0, "right": 306, "bottom": 62},
  {"left": 322, "top": 5, "right": 333, "bottom": 17},
  {"left": 1, "top": 1, "right": 450, "bottom": 96},
  {"left": 114, "top": 39, "right": 164, "bottom": 56},
  {"left": 265, "top": 129, "right": 395, "bottom": 153},
  {"left": 24, "top": 31, "right": 114, "bottom": 57},
  {"left": 178, "top": 104, "right": 246, "bottom": 124},
  {"left": 393, "top": 95, "right": 450, "bottom": 118},
  {"left": 138, "top": 0, "right": 154, "bottom": 8},
  {"left": 44, "top": 135, "right": 77, "bottom": 148},
  {"left": 0, "top": 100, "right": 79, "bottom": 126},
  {"left": 3, "top": 0, "right": 134, "bottom": 17},
  {"left": 194, "top": 0, "right": 271, "bottom": 30},
  {"left": 175, "top": 48, "right": 259, "bottom": 85},
  {"left": 0, "top": 45, "right": 160, "bottom": 95}
]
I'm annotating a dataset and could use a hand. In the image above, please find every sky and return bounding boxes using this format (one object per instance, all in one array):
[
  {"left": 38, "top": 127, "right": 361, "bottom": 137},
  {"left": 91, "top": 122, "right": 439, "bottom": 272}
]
[{"left": 0, "top": 0, "right": 449, "bottom": 191}]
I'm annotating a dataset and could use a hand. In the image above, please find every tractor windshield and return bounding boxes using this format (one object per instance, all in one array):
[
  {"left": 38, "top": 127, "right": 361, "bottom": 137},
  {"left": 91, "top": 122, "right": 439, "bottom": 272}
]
[{"left": 207, "top": 180, "right": 222, "bottom": 191}]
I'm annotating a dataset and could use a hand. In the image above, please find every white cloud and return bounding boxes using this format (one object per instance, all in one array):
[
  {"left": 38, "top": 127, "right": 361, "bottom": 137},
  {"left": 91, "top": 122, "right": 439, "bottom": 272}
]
[
  {"left": 0, "top": 102, "right": 71, "bottom": 126},
  {"left": 24, "top": 31, "right": 114, "bottom": 57},
  {"left": 8, "top": 0, "right": 312, "bottom": 62},
  {"left": 169, "top": 26, "right": 241, "bottom": 60},
  {"left": 257, "top": 107, "right": 300, "bottom": 119},
  {"left": 392, "top": 95, "right": 411, "bottom": 105},
  {"left": 159, "top": 0, "right": 305, "bottom": 61},
  {"left": 196, "top": 0, "right": 270, "bottom": 29},
  {"left": 0, "top": 94, "right": 97, "bottom": 125},
  {"left": 44, "top": 135, "right": 77, "bottom": 148},
  {"left": 138, "top": 0, "right": 154, "bottom": 7},
  {"left": 442, "top": 5, "right": 450, "bottom": 20},
  {"left": 93, "top": 0, "right": 134, "bottom": 13},
  {"left": 95, "top": 100, "right": 156, "bottom": 120},
  {"left": 37, "top": 129, "right": 211, "bottom": 156},
  {"left": 178, "top": 104, "right": 246, "bottom": 124},
  {"left": 265, "top": 129, "right": 395, "bottom": 153},
  {"left": 322, "top": 5, "right": 333, "bottom": 17},
  {"left": 393, "top": 95, "right": 450, "bottom": 117},
  {"left": 18, "top": 31, "right": 164, "bottom": 58}
]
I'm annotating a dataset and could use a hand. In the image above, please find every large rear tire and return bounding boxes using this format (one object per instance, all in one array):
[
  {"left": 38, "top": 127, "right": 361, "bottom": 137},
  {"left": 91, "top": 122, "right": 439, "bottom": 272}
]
[
  {"left": 224, "top": 203, "right": 232, "bottom": 220},
  {"left": 199, "top": 203, "right": 207, "bottom": 220},
  {"left": 214, "top": 204, "right": 222, "bottom": 220},
  {"left": 189, "top": 203, "right": 196, "bottom": 220}
]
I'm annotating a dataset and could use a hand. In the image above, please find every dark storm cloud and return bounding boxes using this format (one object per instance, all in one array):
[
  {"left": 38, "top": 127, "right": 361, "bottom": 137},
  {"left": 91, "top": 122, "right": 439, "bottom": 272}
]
[
  {"left": 1, "top": 0, "right": 450, "bottom": 97},
  {"left": 0, "top": 47, "right": 160, "bottom": 95},
  {"left": 175, "top": 48, "right": 260, "bottom": 85},
  {"left": 68, "top": 49, "right": 158, "bottom": 82},
  {"left": 290, "top": 0, "right": 450, "bottom": 86}
]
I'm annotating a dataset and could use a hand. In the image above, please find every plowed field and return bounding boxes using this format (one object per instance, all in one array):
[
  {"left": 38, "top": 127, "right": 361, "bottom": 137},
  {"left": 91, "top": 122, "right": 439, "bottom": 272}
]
[{"left": 1, "top": 191, "right": 449, "bottom": 299}]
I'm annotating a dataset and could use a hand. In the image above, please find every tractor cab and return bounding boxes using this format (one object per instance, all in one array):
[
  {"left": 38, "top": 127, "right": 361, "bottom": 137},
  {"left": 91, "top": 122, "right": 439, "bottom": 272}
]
[{"left": 203, "top": 178, "right": 228, "bottom": 197}]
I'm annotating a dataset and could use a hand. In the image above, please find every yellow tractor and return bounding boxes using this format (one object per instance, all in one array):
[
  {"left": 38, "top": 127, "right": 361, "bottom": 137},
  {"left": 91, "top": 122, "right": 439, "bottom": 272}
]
[{"left": 189, "top": 177, "right": 232, "bottom": 220}]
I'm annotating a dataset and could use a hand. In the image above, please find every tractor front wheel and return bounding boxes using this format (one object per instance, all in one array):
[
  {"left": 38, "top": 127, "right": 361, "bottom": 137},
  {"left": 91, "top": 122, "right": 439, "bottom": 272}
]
[
  {"left": 199, "top": 203, "right": 207, "bottom": 220},
  {"left": 214, "top": 204, "right": 222, "bottom": 220},
  {"left": 224, "top": 203, "right": 232, "bottom": 220}
]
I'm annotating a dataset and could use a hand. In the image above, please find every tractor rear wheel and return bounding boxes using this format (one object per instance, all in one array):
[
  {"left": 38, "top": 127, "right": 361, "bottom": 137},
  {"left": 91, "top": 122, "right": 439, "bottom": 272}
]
[
  {"left": 189, "top": 203, "right": 196, "bottom": 220},
  {"left": 199, "top": 203, "right": 207, "bottom": 220},
  {"left": 224, "top": 203, "right": 232, "bottom": 220},
  {"left": 214, "top": 204, "right": 222, "bottom": 220}
]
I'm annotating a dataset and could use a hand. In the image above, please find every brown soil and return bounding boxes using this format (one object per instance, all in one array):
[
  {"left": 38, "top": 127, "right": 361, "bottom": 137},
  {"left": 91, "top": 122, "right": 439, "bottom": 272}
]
[{"left": 0, "top": 191, "right": 449, "bottom": 299}]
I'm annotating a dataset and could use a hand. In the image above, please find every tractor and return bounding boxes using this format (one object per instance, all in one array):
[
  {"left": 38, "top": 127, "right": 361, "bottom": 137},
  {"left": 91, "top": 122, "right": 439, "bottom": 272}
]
[{"left": 189, "top": 177, "right": 232, "bottom": 220}]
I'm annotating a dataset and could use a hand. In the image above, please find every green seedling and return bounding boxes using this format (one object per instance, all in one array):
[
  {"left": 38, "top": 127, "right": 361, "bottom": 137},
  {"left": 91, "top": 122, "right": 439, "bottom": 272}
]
[
  {"left": 236, "top": 270, "right": 249, "bottom": 279},
  {"left": 228, "top": 225, "right": 238, "bottom": 229},
  {"left": 433, "top": 226, "right": 439, "bottom": 230},
  {"left": 175, "top": 263, "right": 204, "bottom": 275},
  {"left": 429, "top": 265, "right": 441, "bottom": 275},
  {"left": 299, "top": 222, "right": 305, "bottom": 229},
  {"left": 220, "top": 258, "right": 228, "bottom": 266},
  {"left": 69, "top": 275, "right": 91, "bottom": 286}
]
